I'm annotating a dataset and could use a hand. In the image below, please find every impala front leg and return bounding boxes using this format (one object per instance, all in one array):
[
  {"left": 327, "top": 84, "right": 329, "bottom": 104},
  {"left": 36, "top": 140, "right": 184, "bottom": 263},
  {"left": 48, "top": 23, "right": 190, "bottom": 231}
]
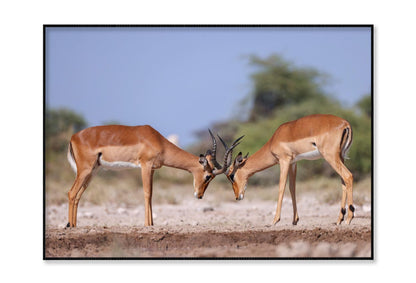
[
  {"left": 288, "top": 163, "right": 299, "bottom": 225},
  {"left": 273, "top": 159, "right": 290, "bottom": 225},
  {"left": 141, "top": 165, "right": 154, "bottom": 226}
]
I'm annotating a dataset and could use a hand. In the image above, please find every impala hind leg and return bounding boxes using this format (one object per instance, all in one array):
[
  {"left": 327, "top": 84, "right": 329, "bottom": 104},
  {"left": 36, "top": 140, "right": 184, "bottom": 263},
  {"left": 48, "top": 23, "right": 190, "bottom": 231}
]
[
  {"left": 141, "top": 165, "right": 155, "bottom": 226},
  {"left": 322, "top": 153, "right": 354, "bottom": 225},
  {"left": 336, "top": 158, "right": 348, "bottom": 225},
  {"left": 288, "top": 163, "right": 299, "bottom": 225},
  {"left": 72, "top": 166, "right": 99, "bottom": 227},
  {"left": 67, "top": 155, "right": 98, "bottom": 228},
  {"left": 67, "top": 170, "right": 92, "bottom": 227},
  {"left": 273, "top": 160, "right": 290, "bottom": 225}
]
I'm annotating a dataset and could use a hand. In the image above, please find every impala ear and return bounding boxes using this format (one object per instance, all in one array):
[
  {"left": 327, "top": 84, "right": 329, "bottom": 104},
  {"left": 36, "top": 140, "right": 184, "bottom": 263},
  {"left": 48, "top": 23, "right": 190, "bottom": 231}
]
[
  {"left": 199, "top": 154, "right": 212, "bottom": 172},
  {"left": 234, "top": 152, "right": 247, "bottom": 168},
  {"left": 235, "top": 152, "right": 243, "bottom": 163},
  {"left": 199, "top": 154, "right": 207, "bottom": 166}
]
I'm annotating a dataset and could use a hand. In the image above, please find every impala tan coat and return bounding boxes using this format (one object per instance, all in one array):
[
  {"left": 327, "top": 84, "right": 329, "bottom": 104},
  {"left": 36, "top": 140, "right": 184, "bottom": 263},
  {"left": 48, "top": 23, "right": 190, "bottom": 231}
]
[
  {"left": 66, "top": 125, "right": 235, "bottom": 227},
  {"left": 227, "top": 114, "right": 354, "bottom": 225}
]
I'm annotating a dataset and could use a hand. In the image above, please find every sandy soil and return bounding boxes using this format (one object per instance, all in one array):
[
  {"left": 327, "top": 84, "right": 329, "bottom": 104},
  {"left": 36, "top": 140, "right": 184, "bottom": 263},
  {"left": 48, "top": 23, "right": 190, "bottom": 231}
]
[{"left": 44, "top": 193, "right": 372, "bottom": 258}]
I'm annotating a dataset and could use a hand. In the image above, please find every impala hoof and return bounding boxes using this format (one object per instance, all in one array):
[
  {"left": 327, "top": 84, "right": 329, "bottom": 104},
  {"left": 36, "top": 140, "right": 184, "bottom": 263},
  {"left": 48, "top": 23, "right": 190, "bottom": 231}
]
[{"left": 346, "top": 205, "right": 355, "bottom": 224}]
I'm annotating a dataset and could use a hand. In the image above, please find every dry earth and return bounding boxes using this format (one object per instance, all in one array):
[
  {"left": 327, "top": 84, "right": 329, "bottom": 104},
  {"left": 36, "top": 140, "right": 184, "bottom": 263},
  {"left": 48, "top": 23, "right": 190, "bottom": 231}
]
[{"left": 45, "top": 192, "right": 372, "bottom": 258}]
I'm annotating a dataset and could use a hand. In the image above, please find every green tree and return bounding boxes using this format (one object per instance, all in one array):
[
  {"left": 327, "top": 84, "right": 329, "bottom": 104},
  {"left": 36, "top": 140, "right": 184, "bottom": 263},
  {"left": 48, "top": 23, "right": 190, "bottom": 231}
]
[
  {"left": 45, "top": 108, "right": 87, "bottom": 153},
  {"left": 248, "top": 54, "right": 330, "bottom": 121},
  {"left": 46, "top": 108, "right": 87, "bottom": 136}
]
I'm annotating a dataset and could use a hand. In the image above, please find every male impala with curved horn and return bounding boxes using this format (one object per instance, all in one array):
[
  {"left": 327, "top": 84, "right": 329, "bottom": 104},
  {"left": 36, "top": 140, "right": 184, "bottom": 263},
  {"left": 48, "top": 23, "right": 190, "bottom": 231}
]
[
  {"left": 226, "top": 114, "right": 354, "bottom": 225},
  {"left": 66, "top": 125, "right": 242, "bottom": 227}
]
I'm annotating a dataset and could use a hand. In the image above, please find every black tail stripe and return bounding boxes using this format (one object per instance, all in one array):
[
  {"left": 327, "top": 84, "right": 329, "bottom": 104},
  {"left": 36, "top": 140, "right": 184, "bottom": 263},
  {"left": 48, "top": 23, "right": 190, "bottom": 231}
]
[{"left": 340, "top": 128, "right": 348, "bottom": 148}]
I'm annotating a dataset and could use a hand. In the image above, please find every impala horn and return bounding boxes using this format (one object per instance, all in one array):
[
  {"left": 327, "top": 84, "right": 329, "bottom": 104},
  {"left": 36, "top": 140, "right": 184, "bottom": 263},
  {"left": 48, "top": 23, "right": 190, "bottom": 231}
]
[
  {"left": 212, "top": 133, "right": 244, "bottom": 176},
  {"left": 207, "top": 129, "right": 223, "bottom": 170}
]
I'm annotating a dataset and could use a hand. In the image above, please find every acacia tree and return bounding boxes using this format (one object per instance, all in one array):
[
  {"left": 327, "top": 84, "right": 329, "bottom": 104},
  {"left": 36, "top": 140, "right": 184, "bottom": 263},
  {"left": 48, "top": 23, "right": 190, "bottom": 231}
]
[{"left": 248, "top": 54, "right": 330, "bottom": 121}]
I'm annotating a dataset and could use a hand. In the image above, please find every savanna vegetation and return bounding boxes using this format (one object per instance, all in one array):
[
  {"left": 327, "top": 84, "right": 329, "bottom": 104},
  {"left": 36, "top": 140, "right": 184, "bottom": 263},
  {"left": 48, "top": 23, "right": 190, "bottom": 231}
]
[{"left": 45, "top": 54, "right": 372, "bottom": 206}]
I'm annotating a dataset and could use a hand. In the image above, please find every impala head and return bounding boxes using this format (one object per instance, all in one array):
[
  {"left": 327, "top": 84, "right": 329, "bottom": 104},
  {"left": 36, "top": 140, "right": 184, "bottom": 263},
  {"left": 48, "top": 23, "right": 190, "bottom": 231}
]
[
  {"left": 193, "top": 130, "right": 244, "bottom": 199},
  {"left": 226, "top": 151, "right": 249, "bottom": 200}
]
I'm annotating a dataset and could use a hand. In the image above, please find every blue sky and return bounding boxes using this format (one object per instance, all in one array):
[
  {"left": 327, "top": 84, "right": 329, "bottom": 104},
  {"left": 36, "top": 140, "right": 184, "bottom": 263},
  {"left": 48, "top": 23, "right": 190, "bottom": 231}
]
[{"left": 45, "top": 26, "right": 371, "bottom": 147}]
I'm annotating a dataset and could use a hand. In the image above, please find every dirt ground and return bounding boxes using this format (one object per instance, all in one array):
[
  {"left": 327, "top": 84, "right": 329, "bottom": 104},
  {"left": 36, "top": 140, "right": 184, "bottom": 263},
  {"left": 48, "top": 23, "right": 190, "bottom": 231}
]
[{"left": 44, "top": 191, "right": 372, "bottom": 258}]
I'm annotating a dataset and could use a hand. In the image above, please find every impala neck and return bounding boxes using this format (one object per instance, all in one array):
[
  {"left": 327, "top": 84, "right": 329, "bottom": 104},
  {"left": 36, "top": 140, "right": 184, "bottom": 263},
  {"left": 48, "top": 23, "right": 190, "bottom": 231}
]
[
  {"left": 162, "top": 141, "right": 199, "bottom": 172},
  {"left": 242, "top": 141, "right": 278, "bottom": 177}
]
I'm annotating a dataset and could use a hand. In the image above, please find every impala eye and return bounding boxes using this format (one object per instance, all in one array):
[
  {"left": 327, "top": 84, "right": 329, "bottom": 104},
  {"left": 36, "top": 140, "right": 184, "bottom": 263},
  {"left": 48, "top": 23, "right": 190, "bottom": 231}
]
[{"left": 205, "top": 175, "right": 212, "bottom": 183}]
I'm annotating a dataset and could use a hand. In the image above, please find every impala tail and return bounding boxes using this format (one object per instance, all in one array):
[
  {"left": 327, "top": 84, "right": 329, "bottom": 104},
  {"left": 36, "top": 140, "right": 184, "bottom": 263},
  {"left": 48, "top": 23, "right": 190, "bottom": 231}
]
[
  {"left": 340, "top": 125, "right": 353, "bottom": 160},
  {"left": 67, "top": 141, "right": 77, "bottom": 174}
]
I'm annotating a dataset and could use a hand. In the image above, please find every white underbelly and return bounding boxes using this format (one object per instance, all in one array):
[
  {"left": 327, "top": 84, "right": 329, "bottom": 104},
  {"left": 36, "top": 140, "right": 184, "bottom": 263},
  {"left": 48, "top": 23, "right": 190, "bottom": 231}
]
[
  {"left": 292, "top": 149, "right": 322, "bottom": 163},
  {"left": 99, "top": 156, "right": 141, "bottom": 170}
]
